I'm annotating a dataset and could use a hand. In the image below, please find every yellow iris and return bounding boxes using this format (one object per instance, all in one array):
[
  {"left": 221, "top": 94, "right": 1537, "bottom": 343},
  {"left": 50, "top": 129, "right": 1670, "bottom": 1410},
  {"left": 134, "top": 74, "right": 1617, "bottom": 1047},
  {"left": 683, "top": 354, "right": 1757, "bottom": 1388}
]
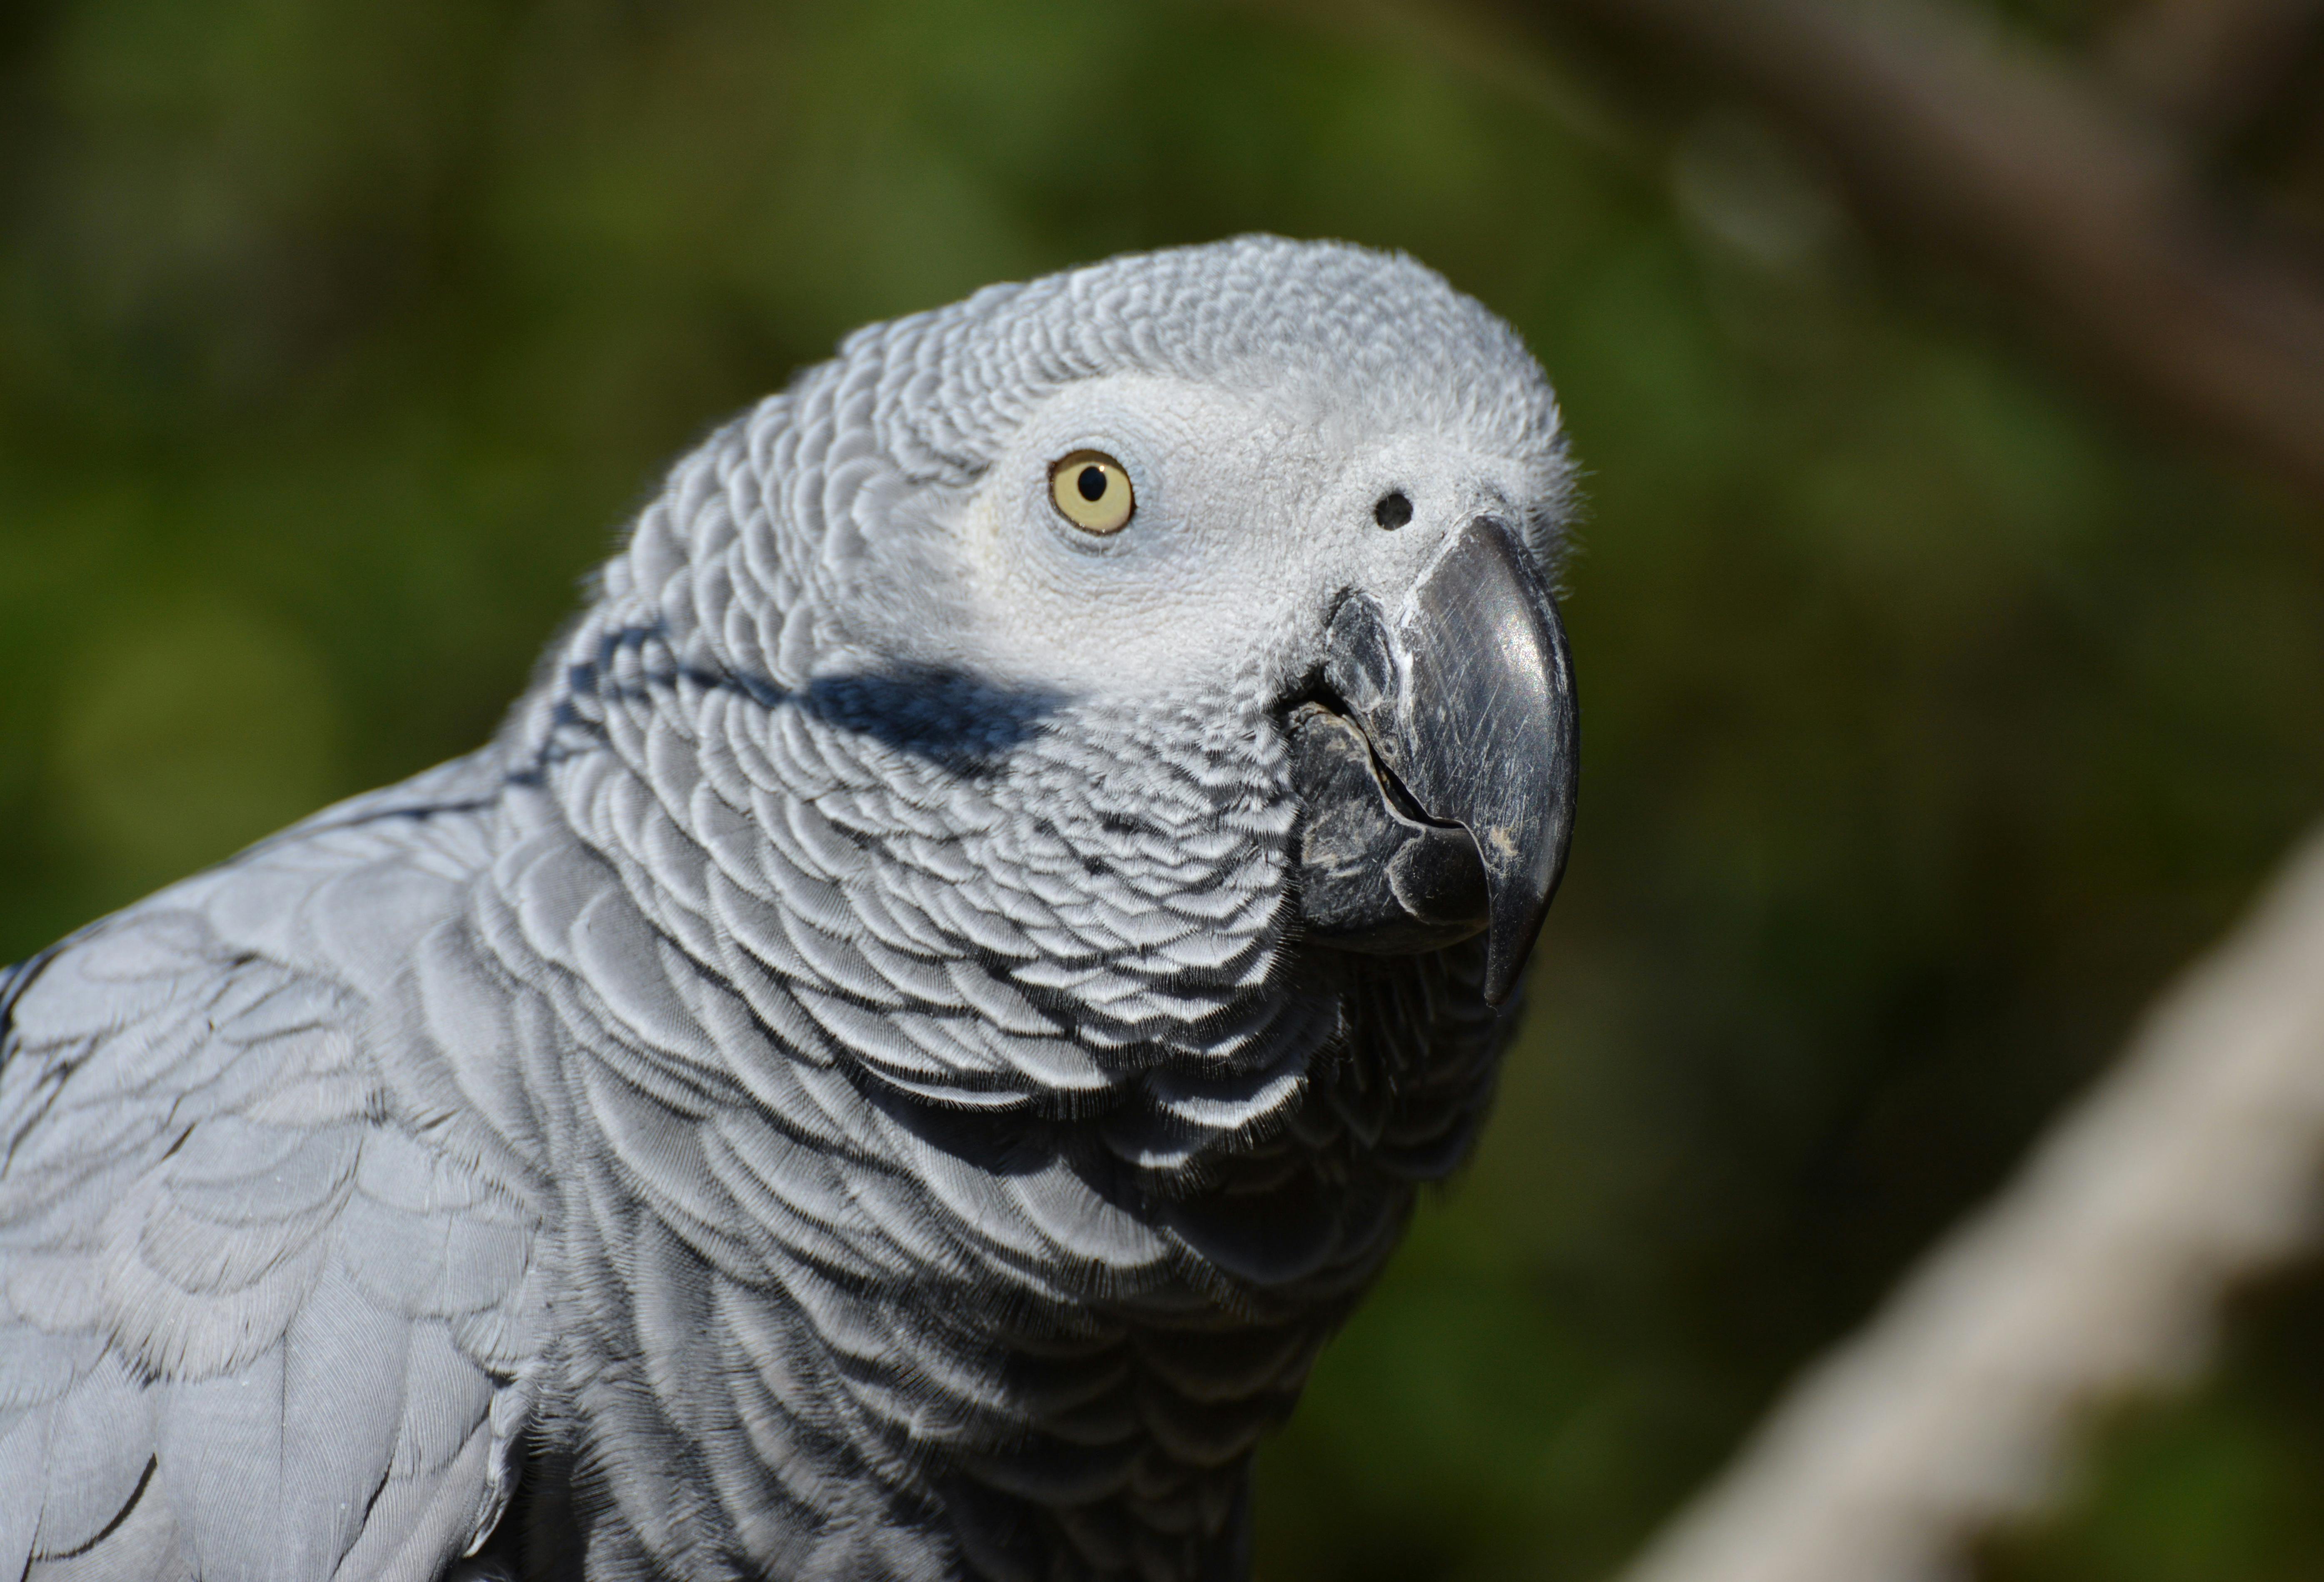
[{"left": 1048, "top": 451, "right": 1135, "bottom": 534}]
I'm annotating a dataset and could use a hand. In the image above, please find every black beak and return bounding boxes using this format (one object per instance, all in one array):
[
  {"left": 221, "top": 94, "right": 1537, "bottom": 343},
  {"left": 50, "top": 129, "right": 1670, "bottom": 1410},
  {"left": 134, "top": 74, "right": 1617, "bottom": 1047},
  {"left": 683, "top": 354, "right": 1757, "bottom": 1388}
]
[{"left": 1288, "top": 516, "right": 1578, "bottom": 1005}]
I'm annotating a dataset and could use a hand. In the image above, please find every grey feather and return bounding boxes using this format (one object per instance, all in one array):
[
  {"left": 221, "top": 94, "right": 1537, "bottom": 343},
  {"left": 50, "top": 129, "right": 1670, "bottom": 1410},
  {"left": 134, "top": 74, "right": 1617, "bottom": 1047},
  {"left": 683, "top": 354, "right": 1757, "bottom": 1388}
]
[{"left": 1, "top": 236, "right": 1571, "bottom": 1581}]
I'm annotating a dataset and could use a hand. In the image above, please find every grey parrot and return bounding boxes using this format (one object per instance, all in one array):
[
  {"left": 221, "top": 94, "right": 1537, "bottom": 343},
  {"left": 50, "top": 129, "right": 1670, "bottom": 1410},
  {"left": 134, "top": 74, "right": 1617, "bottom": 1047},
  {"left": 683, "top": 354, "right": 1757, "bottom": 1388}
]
[{"left": 0, "top": 236, "right": 1577, "bottom": 1582}]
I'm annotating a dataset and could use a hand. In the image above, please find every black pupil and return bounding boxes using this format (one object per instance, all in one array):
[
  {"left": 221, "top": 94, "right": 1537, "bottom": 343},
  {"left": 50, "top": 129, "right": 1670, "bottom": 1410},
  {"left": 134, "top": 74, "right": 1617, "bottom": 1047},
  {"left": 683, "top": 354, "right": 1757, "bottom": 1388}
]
[
  {"left": 1077, "top": 465, "right": 1108, "bottom": 502},
  {"left": 1374, "top": 491, "right": 1413, "bottom": 529}
]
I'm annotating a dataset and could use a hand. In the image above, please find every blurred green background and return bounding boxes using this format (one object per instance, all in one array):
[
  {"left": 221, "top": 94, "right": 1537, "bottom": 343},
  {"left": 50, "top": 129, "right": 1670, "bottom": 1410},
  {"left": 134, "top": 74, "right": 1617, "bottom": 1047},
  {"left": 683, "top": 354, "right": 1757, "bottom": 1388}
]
[{"left": 4, "top": 2, "right": 2323, "bottom": 1578}]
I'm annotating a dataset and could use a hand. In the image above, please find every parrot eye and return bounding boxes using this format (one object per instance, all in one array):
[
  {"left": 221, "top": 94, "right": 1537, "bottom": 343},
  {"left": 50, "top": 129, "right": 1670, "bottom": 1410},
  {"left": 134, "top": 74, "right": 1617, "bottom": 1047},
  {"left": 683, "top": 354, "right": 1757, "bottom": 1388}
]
[{"left": 1048, "top": 451, "right": 1135, "bottom": 535}]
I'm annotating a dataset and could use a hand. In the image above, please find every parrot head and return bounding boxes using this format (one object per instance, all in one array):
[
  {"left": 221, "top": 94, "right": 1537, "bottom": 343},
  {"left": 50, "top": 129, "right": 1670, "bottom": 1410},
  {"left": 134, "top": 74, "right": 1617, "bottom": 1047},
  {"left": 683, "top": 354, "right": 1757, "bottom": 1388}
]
[
  {"left": 541, "top": 235, "right": 1579, "bottom": 1145},
  {"left": 740, "top": 236, "right": 1578, "bottom": 1010}
]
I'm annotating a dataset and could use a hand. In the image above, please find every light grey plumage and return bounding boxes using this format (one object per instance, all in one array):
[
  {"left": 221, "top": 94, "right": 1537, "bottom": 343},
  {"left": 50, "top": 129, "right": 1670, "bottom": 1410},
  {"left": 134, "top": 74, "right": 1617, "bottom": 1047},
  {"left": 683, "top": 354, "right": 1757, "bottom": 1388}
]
[{"left": 0, "top": 237, "right": 1575, "bottom": 1582}]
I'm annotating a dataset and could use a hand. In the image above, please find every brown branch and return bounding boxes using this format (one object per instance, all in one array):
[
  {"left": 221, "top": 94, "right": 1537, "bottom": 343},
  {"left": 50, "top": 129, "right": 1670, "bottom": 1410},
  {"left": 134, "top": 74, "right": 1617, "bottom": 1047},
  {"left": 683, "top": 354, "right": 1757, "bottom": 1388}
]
[
  {"left": 2102, "top": 0, "right": 2324, "bottom": 143},
  {"left": 1488, "top": 0, "right": 2324, "bottom": 503}
]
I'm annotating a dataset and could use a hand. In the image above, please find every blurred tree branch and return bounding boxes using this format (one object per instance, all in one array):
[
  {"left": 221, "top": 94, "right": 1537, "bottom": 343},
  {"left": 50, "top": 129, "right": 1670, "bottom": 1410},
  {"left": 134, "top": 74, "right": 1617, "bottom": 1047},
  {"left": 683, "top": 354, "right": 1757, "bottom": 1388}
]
[
  {"left": 1615, "top": 823, "right": 2324, "bottom": 1582},
  {"left": 1469, "top": 0, "right": 2324, "bottom": 502},
  {"left": 2102, "top": 0, "right": 2324, "bottom": 144}
]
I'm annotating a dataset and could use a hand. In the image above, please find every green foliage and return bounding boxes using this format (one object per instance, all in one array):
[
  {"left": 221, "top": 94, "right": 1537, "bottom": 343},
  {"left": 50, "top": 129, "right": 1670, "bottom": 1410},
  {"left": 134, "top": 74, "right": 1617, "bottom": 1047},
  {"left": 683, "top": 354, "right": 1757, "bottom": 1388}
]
[
  {"left": 1987, "top": 1268, "right": 2324, "bottom": 1582},
  {"left": 3, "top": 3, "right": 2321, "bottom": 1577}
]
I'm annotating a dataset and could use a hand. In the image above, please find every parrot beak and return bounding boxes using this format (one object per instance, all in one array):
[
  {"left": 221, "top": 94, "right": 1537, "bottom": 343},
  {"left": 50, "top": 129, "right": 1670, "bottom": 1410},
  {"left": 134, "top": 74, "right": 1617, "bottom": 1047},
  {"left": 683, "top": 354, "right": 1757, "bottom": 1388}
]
[{"left": 1289, "top": 515, "right": 1578, "bottom": 1005}]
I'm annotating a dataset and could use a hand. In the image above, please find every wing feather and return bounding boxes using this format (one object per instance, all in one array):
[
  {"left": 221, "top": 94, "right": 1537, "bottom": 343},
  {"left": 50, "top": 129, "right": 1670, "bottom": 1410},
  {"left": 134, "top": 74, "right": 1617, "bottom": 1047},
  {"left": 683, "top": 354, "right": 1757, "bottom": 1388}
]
[{"left": 0, "top": 798, "right": 549, "bottom": 1582}]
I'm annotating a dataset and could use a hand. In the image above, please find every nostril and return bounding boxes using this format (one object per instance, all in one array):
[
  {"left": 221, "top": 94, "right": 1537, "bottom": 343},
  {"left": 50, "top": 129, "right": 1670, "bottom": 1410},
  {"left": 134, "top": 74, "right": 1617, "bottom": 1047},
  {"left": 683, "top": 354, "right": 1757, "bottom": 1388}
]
[{"left": 1373, "top": 491, "right": 1412, "bottom": 530}]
